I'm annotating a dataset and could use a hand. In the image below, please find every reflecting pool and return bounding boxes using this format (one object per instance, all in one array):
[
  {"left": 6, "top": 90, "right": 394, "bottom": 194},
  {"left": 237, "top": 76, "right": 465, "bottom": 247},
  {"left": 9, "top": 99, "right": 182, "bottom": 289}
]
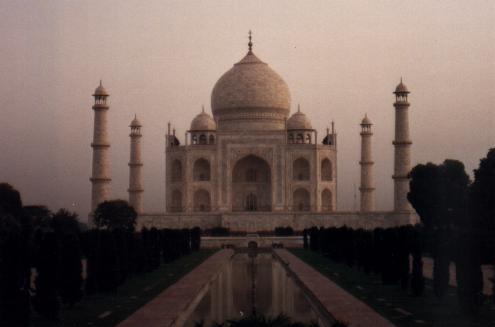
[{"left": 184, "top": 251, "right": 331, "bottom": 326}]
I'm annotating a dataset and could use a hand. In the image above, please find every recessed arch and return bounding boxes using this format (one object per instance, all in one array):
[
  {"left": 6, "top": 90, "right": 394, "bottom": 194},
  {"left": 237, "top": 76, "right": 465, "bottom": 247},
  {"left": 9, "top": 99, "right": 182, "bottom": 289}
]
[
  {"left": 321, "top": 158, "right": 332, "bottom": 181},
  {"left": 193, "top": 158, "right": 210, "bottom": 181},
  {"left": 321, "top": 189, "right": 332, "bottom": 212},
  {"left": 171, "top": 160, "right": 182, "bottom": 182},
  {"left": 199, "top": 134, "right": 207, "bottom": 145},
  {"left": 171, "top": 189, "right": 182, "bottom": 212},
  {"left": 293, "top": 188, "right": 310, "bottom": 211},
  {"left": 232, "top": 155, "right": 271, "bottom": 212},
  {"left": 293, "top": 157, "right": 310, "bottom": 181},
  {"left": 193, "top": 189, "right": 211, "bottom": 212}
]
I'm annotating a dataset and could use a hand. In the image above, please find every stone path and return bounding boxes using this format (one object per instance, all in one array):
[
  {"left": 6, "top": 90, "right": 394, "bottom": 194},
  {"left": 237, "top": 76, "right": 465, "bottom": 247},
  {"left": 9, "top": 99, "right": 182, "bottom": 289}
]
[
  {"left": 422, "top": 258, "right": 493, "bottom": 295},
  {"left": 117, "top": 249, "right": 233, "bottom": 327},
  {"left": 275, "top": 249, "right": 396, "bottom": 327}
]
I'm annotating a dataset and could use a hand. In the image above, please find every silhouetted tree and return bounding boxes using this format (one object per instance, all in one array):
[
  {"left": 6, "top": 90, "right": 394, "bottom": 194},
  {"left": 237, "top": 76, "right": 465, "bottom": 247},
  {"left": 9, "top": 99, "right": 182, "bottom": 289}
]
[
  {"left": 33, "top": 231, "right": 60, "bottom": 320},
  {"left": 24, "top": 205, "right": 51, "bottom": 232},
  {"left": 93, "top": 200, "right": 137, "bottom": 231},
  {"left": 0, "top": 214, "right": 31, "bottom": 326},
  {"left": 409, "top": 162, "right": 447, "bottom": 298},
  {"left": 0, "top": 184, "right": 30, "bottom": 326},
  {"left": 191, "top": 227, "right": 201, "bottom": 251},
  {"left": 410, "top": 227, "right": 425, "bottom": 296},
  {"left": 469, "top": 148, "right": 495, "bottom": 300},
  {"left": 303, "top": 229, "right": 308, "bottom": 249},
  {"left": 0, "top": 183, "right": 23, "bottom": 217},
  {"left": 52, "top": 209, "right": 83, "bottom": 307},
  {"left": 97, "top": 230, "right": 120, "bottom": 292}
]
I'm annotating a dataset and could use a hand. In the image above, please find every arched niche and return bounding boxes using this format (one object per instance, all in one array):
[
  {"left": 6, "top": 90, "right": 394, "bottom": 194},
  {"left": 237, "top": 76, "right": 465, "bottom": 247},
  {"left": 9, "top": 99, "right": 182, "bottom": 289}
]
[
  {"left": 293, "top": 158, "right": 310, "bottom": 181},
  {"left": 321, "top": 158, "right": 332, "bottom": 181},
  {"left": 193, "top": 158, "right": 210, "bottom": 181},
  {"left": 232, "top": 155, "right": 271, "bottom": 212},
  {"left": 193, "top": 189, "right": 211, "bottom": 212},
  {"left": 321, "top": 189, "right": 332, "bottom": 212},
  {"left": 293, "top": 188, "right": 310, "bottom": 211},
  {"left": 171, "top": 160, "right": 182, "bottom": 182},
  {"left": 171, "top": 189, "right": 182, "bottom": 212}
]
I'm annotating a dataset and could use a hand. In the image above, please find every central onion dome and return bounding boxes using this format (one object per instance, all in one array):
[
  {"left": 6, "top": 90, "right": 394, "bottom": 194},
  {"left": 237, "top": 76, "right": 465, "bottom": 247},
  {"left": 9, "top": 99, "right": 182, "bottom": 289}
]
[{"left": 211, "top": 35, "right": 291, "bottom": 130}]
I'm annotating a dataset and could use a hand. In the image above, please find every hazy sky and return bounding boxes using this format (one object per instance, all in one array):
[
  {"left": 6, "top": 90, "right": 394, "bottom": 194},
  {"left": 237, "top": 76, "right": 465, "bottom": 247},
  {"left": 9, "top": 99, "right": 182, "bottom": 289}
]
[{"left": 0, "top": 1, "right": 493, "bottom": 221}]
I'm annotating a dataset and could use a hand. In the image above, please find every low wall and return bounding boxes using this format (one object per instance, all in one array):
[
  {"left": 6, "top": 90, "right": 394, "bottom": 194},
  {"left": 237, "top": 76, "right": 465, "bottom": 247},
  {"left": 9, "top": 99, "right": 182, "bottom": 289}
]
[
  {"left": 137, "top": 211, "right": 419, "bottom": 232},
  {"left": 201, "top": 236, "right": 303, "bottom": 248}
]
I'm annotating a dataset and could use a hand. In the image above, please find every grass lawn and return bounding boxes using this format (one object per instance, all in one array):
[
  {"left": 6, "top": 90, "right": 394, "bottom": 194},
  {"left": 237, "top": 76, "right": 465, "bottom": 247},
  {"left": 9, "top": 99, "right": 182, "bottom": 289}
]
[
  {"left": 33, "top": 249, "right": 217, "bottom": 327},
  {"left": 290, "top": 249, "right": 495, "bottom": 327}
]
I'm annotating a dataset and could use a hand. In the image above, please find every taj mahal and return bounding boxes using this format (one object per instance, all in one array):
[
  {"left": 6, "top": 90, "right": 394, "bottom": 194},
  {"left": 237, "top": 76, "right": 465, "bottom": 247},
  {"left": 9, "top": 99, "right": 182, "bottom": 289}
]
[{"left": 89, "top": 34, "right": 418, "bottom": 231}]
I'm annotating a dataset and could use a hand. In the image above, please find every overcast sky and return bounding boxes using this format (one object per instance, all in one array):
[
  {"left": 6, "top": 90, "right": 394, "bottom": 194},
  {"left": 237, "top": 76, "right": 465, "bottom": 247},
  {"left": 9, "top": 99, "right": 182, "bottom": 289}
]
[{"left": 0, "top": 1, "right": 493, "bottom": 222}]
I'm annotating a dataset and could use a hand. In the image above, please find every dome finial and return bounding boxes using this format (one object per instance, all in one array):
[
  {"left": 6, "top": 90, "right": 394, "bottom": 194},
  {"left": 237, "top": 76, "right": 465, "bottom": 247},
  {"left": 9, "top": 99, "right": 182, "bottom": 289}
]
[
  {"left": 297, "top": 103, "right": 300, "bottom": 112},
  {"left": 201, "top": 105, "right": 205, "bottom": 113},
  {"left": 248, "top": 30, "right": 253, "bottom": 53}
]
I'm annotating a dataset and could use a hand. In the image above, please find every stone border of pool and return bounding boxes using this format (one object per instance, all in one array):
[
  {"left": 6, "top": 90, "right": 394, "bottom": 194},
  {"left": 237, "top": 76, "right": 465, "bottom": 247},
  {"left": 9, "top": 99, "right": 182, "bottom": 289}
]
[
  {"left": 117, "top": 249, "right": 234, "bottom": 327},
  {"left": 274, "top": 249, "right": 396, "bottom": 327}
]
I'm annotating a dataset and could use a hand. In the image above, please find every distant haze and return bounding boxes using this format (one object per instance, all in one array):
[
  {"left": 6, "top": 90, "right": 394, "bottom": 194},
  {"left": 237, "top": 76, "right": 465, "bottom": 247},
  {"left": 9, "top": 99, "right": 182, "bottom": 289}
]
[{"left": 0, "top": 1, "right": 493, "bottom": 222}]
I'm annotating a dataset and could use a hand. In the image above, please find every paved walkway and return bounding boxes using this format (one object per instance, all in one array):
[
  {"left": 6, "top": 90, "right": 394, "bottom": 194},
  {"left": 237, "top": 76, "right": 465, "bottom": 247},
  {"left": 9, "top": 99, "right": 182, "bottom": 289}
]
[
  {"left": 422, "top": 257, "right": 493, "bottom": 295},
  {"left": 275, "top": 249, "right": 396, "bottom": 327},
  {"left": 117, "top": 249, "right": 233, "bottom": 327}
]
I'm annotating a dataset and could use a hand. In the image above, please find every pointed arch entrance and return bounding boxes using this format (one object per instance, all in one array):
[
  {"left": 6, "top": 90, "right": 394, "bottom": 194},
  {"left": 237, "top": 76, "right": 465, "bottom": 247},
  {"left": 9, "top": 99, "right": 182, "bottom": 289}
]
[{"left": 232, "top": 155, "right": 272, "bottom": 212}]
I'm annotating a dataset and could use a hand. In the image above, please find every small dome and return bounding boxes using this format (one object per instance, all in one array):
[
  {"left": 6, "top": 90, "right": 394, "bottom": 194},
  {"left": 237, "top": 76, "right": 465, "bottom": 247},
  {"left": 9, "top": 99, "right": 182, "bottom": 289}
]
[
  {"left": 190, "top": 110, "right": 216, "bottom": 131},
  {"left": 130, "top": 115, "right": 141, "bottom": 127},
  {"left": 394, "top": 79, "right": 409, "bottom": 94},
  {"left": 93, "top": 81, "right": 109, "bottom": 96},
  {"left": 287, "top": 107, "right": 312, "bottom": 130},
  {"left": 361, "top": 114, "right": 372, "bottom": 125}
]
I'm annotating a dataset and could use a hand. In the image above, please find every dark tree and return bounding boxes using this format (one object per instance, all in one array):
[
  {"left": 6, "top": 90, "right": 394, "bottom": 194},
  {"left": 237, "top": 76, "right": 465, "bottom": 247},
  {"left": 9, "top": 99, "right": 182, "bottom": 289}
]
[
  {"left": 113, "top": 229, "right": 130, "bottom": 284},
  {"left": 309, "top": 227, "right": 319, "bottom": 252},
  {"left": 408, "top": 163, "right": 441, "bottom": 230},
  {"left": 24, "top": 205, "right": 51, "bottom": 231},
  {"left": 0, "top": 183, "right": 23, "bottom": 217},
  {"left": 52, "top": 209, "right": 80, "bottom": 235},
  {"left": 33, "top": 231, "right": 60, "bottom": 320},
  {"left": 408, "top": 163, "right": 448, "bottom": 298},
  {"left": 470, "top": 148, "right": 495, "bottom": 300},
  {"left": 0, "top": 215, "right": 31, "bottom": 326},
  {"left": 97, "top": 230, "right": 120, "bottom": 292},
  {"left": 191, "top": 227, "right": 201, "bottom": 251},
  {"left": 52, "top": 209, "right": 83, "bottom": 307},
  {"left": 94, "top": 200, "right": 137, "bottom": 231},
  {"left": 0, "top": 184, "right": 30, "bottom": 326},
  {"left": 409, "top": 160, "right": 472, "bottom": 299},
  {"left": 303, "top": 229, "right": 308, "bottom": 249},
  {"left": 83, "top": 230, "right": 100, "bottom": 295},
  {"left": 410, "top": 227, "right": 425, "bottom": 296}
]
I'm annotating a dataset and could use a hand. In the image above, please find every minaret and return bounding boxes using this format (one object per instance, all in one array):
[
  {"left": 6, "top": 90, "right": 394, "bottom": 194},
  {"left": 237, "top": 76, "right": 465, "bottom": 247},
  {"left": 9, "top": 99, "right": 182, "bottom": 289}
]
[
  {"left": 90, "top": 81, "right": 111, "bottom": 212},
  {"left": 128, "top": 115, "right": 144, "bottom": 214},
  {"left": 393, "top": 79, "right": 412, "bottom": 212},
  {"left": 359, "top": 114, "right": 375, "bottom": 212}
]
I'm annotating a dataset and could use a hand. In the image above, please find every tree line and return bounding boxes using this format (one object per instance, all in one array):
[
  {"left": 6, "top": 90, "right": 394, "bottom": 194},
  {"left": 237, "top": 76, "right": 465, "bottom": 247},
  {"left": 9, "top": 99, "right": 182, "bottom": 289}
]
[
  {"left": 0, "top": 183, "right": 201, "bottom": 326},
  {"left": 305, "top": 226, "right": 425, "bottom": 295},
  {"left": 408, "top": 149, "right": 494, "bottom": 312},
  {"left": 305, "top": 148, "right": 495, "bottom": 314}
]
